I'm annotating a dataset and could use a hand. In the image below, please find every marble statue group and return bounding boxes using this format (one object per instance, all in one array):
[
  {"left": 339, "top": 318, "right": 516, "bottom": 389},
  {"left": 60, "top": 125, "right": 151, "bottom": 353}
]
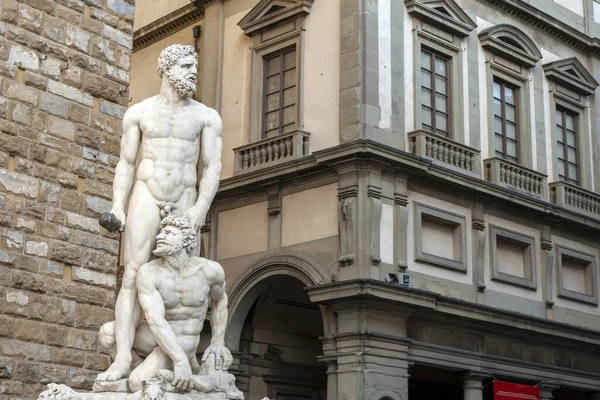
[{"left": 38, "top": 44, "right": 242, "bottom": 400}]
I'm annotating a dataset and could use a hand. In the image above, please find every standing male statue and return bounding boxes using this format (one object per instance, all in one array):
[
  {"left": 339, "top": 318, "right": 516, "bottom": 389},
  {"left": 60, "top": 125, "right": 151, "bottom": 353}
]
[{"left": 97, "top": 44, "right": 223, "bottom": 382}]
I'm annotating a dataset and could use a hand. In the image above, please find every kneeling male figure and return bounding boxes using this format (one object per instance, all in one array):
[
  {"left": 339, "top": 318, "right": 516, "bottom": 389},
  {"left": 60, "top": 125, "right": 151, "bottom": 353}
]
[{"left": 99, "top": 216, "right": 232, "bottom": 392}]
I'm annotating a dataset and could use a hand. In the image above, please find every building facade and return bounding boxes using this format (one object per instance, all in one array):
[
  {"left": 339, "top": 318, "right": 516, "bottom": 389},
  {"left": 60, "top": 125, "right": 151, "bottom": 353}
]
[{"left": 3, "top": 0, "right": 600, "bottom": 399}]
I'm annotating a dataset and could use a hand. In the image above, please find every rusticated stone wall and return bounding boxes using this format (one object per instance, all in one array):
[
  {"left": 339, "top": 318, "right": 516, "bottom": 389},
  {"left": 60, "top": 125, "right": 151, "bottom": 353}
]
[{"left": 0, "top": 0, "right": 133, "bottom": 397}]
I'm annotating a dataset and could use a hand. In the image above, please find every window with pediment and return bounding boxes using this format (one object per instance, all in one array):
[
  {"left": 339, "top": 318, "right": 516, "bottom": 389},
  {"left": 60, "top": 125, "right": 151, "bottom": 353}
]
[
  {"left": 543, "top": 57, "right": 599, "bottom": 189},
  {"left": 478, "top": 25, "right": 541, "bottom": 169},
  {"left": 238, "top": 0, "right": 312, "bottom": 142},
  {"left": 406, "top": 0, "right": 476, "bottom": 141}
]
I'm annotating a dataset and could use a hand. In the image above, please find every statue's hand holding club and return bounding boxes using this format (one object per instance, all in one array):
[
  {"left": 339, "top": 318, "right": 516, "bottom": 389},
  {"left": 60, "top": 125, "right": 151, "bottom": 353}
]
[{"left": 99, "top": 209, "right": 126, "bottom": 232}]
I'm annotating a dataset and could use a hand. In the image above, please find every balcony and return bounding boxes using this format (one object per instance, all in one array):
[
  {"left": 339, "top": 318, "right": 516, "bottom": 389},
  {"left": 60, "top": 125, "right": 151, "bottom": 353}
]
[
  {"left": 484, "top": 157, "right": 547, "bottom": 199},
  {"left": 549, "top": 181, "right": 600, "bottom": 219},
  {"left": 408, "top": 130, "right": 480, "bottom": 176},
  {"left": 234, "top": 130, "right": 310, "bottom": 174}
]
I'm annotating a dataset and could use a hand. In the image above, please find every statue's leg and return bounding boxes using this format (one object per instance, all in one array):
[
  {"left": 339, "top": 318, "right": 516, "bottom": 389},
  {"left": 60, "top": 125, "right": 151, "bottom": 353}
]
[
  {"left": 128, "top": 347, "right": 171, "bottom": 393},
  {"left": 97, "top": 185, "right": 161, "bottom": 382}
]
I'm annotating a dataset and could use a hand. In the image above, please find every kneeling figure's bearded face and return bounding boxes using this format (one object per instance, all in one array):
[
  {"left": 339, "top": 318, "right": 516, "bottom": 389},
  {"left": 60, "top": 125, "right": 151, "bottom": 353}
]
[{"left": 154, "top": 226, "right": 184, "bottom": 257}]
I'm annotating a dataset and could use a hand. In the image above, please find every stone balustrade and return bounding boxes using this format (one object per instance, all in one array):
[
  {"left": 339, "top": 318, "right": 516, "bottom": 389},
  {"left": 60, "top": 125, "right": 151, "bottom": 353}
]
[
  {"left": 550, "top": 181, "right": 600, "bottom": 219},
  {"left": 234, "top": 130, "right": 311, "bottom": 173},
  {"left": 484, "top": 157, "right": 547, "bottom": 199},
  {"left": 408, "top": 130, "right": 480, "bottom": 175}
]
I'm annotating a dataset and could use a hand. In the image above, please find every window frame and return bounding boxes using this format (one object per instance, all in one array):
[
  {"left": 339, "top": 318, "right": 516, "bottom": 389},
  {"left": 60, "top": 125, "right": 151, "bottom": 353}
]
[
  {"left": 492, "top": 78, "right": 521, "bottom": 163},
  {"left": 484, "top": 60, "right": 533, "bottom": 168},
  {"left": 489, "top": 225, "right": 537, "bottom": 290},
  {"left": 246, "top": 15, "right": 305, "bottom": 143},
  {"left": 261, "top": 45, "right": 298, "bottom": 138},
  {"left": 548, "top": 90, "right": 591, "bottom": 189},
  {"left": 554, "top": 106, "right": 580, "bottom": 185},
  {"left": 420, "top": 47, "right": 452, "bottom": 138},
  {"left": 413, "top": 28, "right": 465, "bottom": 142}
]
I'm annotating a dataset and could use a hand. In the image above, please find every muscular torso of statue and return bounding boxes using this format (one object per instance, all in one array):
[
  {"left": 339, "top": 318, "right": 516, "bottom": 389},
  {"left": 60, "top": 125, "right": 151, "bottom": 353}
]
[
  {"left": 137, "top": 101, "right": 204, "bottom": 203},
  {"left": 151, "top": 258, "right": 210, "bottom": 356}
]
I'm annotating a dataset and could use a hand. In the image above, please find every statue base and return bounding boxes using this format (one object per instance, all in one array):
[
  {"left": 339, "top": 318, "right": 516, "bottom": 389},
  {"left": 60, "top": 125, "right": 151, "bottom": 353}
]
[{"left": 39, "top": 383, "right": 239, "bottom": 399}]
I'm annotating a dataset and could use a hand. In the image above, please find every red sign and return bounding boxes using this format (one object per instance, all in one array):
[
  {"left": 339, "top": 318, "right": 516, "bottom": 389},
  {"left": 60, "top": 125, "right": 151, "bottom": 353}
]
[{"left": 494, "top": 381, "right": 540, "bottom": 400}]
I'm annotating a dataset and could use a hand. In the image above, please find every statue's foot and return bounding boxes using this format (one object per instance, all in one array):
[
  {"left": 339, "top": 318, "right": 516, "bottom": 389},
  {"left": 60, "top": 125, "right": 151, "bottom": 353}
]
[{"left": 96, "top": 360, "right": 131, "bottom": 382}]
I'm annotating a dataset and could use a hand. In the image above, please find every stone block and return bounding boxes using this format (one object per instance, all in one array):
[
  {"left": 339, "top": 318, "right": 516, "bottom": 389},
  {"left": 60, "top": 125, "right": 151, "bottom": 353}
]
[
  {"left": 115, "top": 48, "right": 130, "bottom": 70},
  {"left": 29, "top": 143, "right": 48, "bottom": 163},
  {"left": 68, "top": 157, "right": 95, "bottom": 178},
  {"left": 82, "top": 73, "right": 121, "bottom": 103},
  {"left": 52, "top": 347, "right": 84, "bottom": 367},
  {"left": 22, "top": 0, "right": 55, "bottom": 14},
  {"left": 107, "top": 0, "right": 134, "bottom": 17},
  {"left": 48, "top": 79, "right": 94, "bottom": 107},
  {"left": 0, "top": 0, "right": 19, "bottom": 23},
  {"left": 75, "top": 303, "right": 112, "bottom": 329},
  {"left": 49, "top": 240, "right": 82, "bottom": 265},
  {"left": 84, "top": 353, "right": 111, "bottom": 371},
  {"left": 40, "top": 180, "right": 61, "bottom": 204},
  {"left": 100, "top": 132, "right": 120, "bottom": 155},
  {"left": 60, "top": 189, "right": 82, "bottom": 213},
  {"left": 83, "top": 249, "right": 117, "bottom": 274},
  {"left": 0, "top": 356, "right": 13, "bottom": 379},
  {"left": 63, "top": 66, "right": 83, "bottom": 89},
  {"left": 4, "top": 289, "right": 29, "bottom": 317},
  {"left": 16, "top": 217, "right": 36, "bottom": 233},
  {"left": 1, "top": 228, "right": 24, "bottom": 249},
  {"left": 0, "top": 168, "right": 39, "bottom": 199},
  {"left": 42, "top": 260, "right": 65, "bottom": 277},
  {"left": 45, "top": 324, "right": 68, "bottom": 346},
  {"left": 29, "top": 293, "right": 76, "bottom": 325},
  {"left": 26, "top": 343, "right": 52, "bottom": 362},
  {"left": 66, "top": 26, "right": 91, "bottom": 53},
  {"left": 17, "top": 254, "right": 41, "bottom": 273},
  {"left": 91, "top": 37, "right": 116, "bottom": 63},
  {"left": 0, "top": 212, "right": 12, "bottom": 227},
  {"left": 0, "top": 314, "right": 14, "bottom": 336},
  {"left": 10, "top": 270, "right": 47, "bottom": 293},
  {"left": 13, "top": 359, "right": 40, "bottom": 383},
  {"left": 18, "top": 4, "right": 45, "bottom": 33},
  {"left": 68, "top": 103, "right": 91, "bottom": 124},
  {"left": 40, "top": 92, "right": 67, "bottom": 117},
  {"left": 8, "top": 101, "right": 34, "bottom": 125},
  {"left": 84, "top": 179, "right": 111, "bottom": 199},
  {"left": 73, "top": 266, "right": 116, "bottom": 288},
  {"left": 92, "top": 378, "right": 128, "bottom": 393},
  {"left": 0, "top": 338, "right": 29, "bottom": 359},
  {"left": 76, "top": 232, "right": 118, "bottom": 255},
  {"left": 65, "top": 328, "right": 97, "bottom": 351},
  {"left": 60, "top": 280, "right": 113, "bottom": 307},
  {"left": 6, "top": 82, "right": 39, "bottom": 106},
  {"left": 81, "top": 16, "right": 103, "bottom": 36},
  {"left": 90, "top": 8, "right": 119, "bottom": 28},
  {"left": 24, "top": 201, "right": 47, "bottom": 219},
  {"left": 40, "top": 57, "right": 61, "bottom": 80},
  {"left": 77, "top": 126, "right": 102, "bottom": 148},
  {"left": 43, "top": 16, "right": 68, "bottom": 45},
  {"left": 99, "top": 100, "right": 124, "bottom": 118},
  {"left": 103, "top": 64, "right": 128, "bottom": 85},
  {"left": 85, "top": 195, "right": 111, "bottom": 216},
  {"left": 66, "top": 211, "right": 100, "bottom": 233},
  {"left": 103, "top": 25, "right": 132, "bottom": 49},
  {"left": 14, "top": 319, "right": 47, "bottom": 343},
  {"left": 39, "top": 363, "right": 68, "bottom": 384},
  {"left": 25, "top": 241, "right": 49, "bottom": 257},
  {"left": 69, "top": 50, "right": 102, "bottom": 74}
]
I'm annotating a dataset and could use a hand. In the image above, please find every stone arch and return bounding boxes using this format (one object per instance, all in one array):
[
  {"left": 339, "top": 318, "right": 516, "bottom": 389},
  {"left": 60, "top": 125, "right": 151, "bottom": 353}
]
[
  {"left": 478, "top": 24, "right": 542, "bottom": 67},
  {"left": 371, "top": 390, "right": 406, "bottom": 400},
  {"left": 225, "top": 252, "right": 328, "bottom": 351}
]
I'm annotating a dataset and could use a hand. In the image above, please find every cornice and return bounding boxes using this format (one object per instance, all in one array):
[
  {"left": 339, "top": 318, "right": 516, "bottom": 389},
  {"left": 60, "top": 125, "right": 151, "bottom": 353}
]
[
  {"left": 307, "top": 279, "right": 600, "bottom": 345},
  {"left": 133, "top": 3, "right": 209, "bottom": 52},
  {"left": 478, "top": 0, "right": 600, "bottom": 57}
]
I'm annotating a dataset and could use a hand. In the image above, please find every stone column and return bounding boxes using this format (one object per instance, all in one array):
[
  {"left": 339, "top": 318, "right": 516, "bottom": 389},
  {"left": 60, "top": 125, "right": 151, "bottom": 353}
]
[
  {"left": 462, "top": 371, "right": 490, "bottom": 400},
  {"left": 539, "top": 382, "right": 560, "bottom": 400}
]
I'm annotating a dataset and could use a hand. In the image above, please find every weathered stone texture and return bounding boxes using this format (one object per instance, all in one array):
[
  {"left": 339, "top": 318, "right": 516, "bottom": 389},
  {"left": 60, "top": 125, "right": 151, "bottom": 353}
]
[{"left": 0, "top": 0, "right": 130, "bottom": 395}]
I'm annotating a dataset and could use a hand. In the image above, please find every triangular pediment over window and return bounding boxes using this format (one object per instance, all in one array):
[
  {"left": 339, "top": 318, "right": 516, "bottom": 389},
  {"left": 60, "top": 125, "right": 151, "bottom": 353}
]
[
  {"left": 478, "top": 24, "right": 542, "bottom": 68},
  {"left": 544, "top": 57, "right": 599, "bottom": 96},
  {"left": 238, "top": 0, "right": 314, "bottom": 36},
  {"left": 405, "top": 0, "right": 476, "bottom": 37}
]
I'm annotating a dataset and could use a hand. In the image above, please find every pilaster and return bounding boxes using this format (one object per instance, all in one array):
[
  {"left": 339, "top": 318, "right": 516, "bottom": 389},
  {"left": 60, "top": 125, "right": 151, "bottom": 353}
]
[
  {"left": 472, "top": 200, "right": 486, "bottom": 292},
  {"left": 335, "top": 160, "right": 389, "bottom": 280},
  {"left": 541, "top": 220, "right": 555, "bottom": 307},
  {"left": 394, "top": 173, "right": 409, "bottom": 272},
  {"left": 323, "top": 302, "right": 411, "bottom": 400},
  {"left": 339, "top": 0, "right": 381, "bottom": 142},
  {"left": 266, "top": 184, "right": 282, "bottom": 249}
]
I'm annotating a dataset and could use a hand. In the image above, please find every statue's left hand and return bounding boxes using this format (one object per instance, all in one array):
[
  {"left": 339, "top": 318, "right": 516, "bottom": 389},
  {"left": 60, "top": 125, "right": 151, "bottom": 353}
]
[
  {"left": 183, "top": 207, "right": 205, "bottom": 232},
  {"left": 201, "top": 344, "right": 233, "bottom": 371}
]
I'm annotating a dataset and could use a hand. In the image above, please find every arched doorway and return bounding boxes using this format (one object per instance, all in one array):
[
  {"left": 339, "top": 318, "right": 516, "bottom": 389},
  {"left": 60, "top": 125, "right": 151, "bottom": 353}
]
[{"left": 226, "top": 255, "right": 328, "bottom": 400}]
